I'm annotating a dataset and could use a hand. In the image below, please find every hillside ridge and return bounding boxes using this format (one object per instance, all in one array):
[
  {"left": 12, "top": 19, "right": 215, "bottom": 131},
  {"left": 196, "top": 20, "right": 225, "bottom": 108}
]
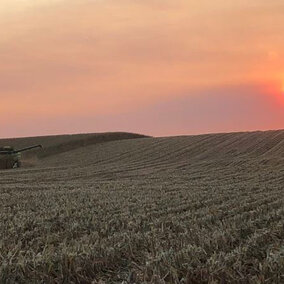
[
  {"left": 0, "top": 132, "right": 149, "bottom": 158},
  {"left": 1, "top": 129, "right": 284, "bottom": 167}
]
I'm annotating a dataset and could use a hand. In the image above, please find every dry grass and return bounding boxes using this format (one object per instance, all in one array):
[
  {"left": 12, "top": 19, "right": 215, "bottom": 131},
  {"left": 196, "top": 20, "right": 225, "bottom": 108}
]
[{"left": 0, "top": 130, "right": 283, "bottom": 283}]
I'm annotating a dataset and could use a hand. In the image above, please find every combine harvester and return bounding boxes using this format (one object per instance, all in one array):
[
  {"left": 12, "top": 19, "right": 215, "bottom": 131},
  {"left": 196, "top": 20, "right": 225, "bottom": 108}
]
[{"left": 0, "top": 145, "right": 43, "bottom": 170}]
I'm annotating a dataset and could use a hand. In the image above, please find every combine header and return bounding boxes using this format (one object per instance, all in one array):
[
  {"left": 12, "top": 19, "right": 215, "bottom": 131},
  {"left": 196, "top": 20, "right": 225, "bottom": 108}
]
[{"left": 0, "top": 145, "right": 43, "bottom": 170}]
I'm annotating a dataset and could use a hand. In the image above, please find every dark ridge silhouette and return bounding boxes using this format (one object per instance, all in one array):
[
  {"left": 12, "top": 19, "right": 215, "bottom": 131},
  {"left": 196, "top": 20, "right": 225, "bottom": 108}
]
[{"left": 0, "top": 132, "right": 149, "bottom": 159}]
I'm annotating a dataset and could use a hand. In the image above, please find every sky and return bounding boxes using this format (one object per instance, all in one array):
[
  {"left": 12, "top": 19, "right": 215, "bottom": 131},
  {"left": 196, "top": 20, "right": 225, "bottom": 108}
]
[{"left": 0, "top": 0, "right": 284, "bottom": 138}]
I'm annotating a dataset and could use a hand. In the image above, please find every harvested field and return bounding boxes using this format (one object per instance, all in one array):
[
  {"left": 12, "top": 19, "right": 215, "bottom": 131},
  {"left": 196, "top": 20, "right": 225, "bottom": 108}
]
[{"left": 0, "top": 130, "right": 284, "bottom": 283}]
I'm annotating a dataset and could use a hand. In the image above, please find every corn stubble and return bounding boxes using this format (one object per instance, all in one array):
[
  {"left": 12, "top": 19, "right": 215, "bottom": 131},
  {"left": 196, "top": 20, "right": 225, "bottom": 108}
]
[{"left": 0, "top": 131, "right": 284, "bottom": 283}]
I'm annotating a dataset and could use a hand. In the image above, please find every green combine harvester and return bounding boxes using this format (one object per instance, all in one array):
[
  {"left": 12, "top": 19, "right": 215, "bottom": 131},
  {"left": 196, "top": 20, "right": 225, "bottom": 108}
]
[{"left": 0, "top": 145, "right": 43, "bottom": 170}]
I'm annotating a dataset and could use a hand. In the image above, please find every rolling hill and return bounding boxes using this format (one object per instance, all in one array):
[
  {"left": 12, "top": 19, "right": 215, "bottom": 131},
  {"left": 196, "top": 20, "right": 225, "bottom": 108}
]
[{"left": 0, "top": 130, "right": 283, "bottom": 283}]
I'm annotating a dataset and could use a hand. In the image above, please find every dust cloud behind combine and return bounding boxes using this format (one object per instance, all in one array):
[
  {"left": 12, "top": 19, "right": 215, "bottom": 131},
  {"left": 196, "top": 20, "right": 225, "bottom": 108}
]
[{"left": 0, "top": 130, "right": 283, "bottom": 283}]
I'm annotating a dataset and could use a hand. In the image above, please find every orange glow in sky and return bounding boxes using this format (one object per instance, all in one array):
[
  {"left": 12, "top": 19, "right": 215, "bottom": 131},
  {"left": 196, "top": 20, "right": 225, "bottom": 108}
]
[
  {"left": 0, "top": 0, "right": 283, "bottom": 138},
  {"left": 281, "top": 79, "right": 284, "bottom": 94}
]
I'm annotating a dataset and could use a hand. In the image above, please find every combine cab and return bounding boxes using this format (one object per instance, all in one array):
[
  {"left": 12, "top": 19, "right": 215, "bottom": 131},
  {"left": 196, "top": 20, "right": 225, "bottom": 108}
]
[{"left": 0, "top": 145, "right": 43, "bottom": 170}]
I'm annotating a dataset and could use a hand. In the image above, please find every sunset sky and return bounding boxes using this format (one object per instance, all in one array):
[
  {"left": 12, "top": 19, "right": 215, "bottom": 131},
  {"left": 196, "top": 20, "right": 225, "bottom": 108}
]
[{"left": 1, "top": 0, "right": 284, "bottom": 138}]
